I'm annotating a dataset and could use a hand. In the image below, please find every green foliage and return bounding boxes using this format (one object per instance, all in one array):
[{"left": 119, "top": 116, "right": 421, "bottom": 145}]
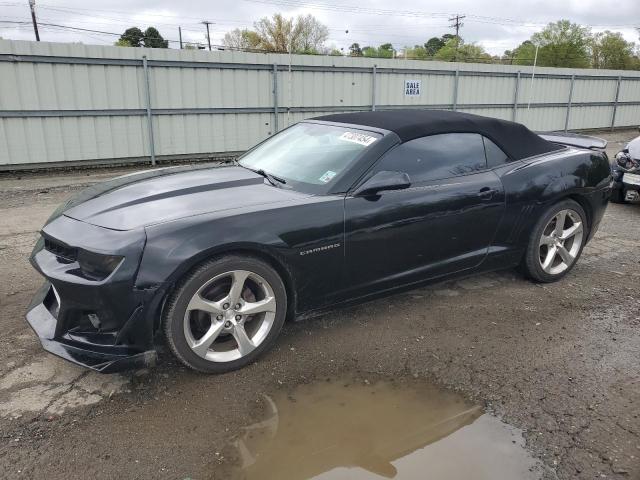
[
  {"left": 223, "top": 28, "right": 261, "bottom": 50},
  {"left": 349, "top": 43, "right": 363, "bottom": 57},
  {"left": 508, "top": 40, "right": 538, "bottom": 65},
  {"left": 507, "top": 21, "right": 638, "bottom": 69},
  {"left": 143, "top": 27, "right": 168, "bottom": 48},
  {"left": 591, "top": 31, "right": 637, "bottom": 69},
  {"left": 530, "top": 20, "right": 591, "bottom": 68},
  {"left": 362, "top": 43, "right": 394, "bottom": 58},
  {"left": 118, "top": 27, "right": 143, "bottom": 47},
  {"left": 405, "top": 34, "right": 458, "bottom": 60},
  {"left": 434, "top": 38, "right": 492, "bottom": 63},
  {"left": 404, "top": 45, "right": 428, "bottom": 59},
  {"left": 114, "top": 38, "right": 132, "bottom": 47},
  {"left": 116, "top": 26, "right": 168, "bottom": 48}
]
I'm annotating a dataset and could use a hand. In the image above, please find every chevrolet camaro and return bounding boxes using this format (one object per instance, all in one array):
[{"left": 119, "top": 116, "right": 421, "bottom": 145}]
[{"left": 26, "top": 110, "right": 611, "bottom": 373}]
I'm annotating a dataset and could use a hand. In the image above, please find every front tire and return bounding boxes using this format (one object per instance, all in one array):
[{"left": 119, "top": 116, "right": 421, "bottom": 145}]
[
  {"left": 522, "top": 200, "right": 587, "bottom": 283},
  {"left": 163, "top": 255, "right": 287, "bottom": 373}
]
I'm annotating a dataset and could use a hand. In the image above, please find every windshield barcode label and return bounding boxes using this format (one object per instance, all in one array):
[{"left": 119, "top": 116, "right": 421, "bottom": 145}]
[{"left": 339, "top": 132, "right": 377, "bottom": 146}]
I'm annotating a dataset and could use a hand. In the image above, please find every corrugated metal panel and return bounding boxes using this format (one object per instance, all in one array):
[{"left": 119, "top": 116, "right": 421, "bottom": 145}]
[
  {"left": 614, "top": 105, "right": 640, "bottom": 127},
  {"left": 1, "top": 38, "right": 640, "bottom": 167}
]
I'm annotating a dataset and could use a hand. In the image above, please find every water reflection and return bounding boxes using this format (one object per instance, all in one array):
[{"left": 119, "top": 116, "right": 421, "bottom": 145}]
[{"left": 232, "top": 378, "right": 542, "bottom": 480}]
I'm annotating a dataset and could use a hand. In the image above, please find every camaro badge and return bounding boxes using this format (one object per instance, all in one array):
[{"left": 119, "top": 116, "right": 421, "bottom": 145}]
[{"left": 299, "top": 243, "right": 341, "bottom": 256}]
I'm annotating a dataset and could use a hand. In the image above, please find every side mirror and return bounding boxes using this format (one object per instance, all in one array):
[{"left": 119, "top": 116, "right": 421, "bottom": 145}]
[{"left": 354, "top": 171, "right": 411, "bottom": 196}]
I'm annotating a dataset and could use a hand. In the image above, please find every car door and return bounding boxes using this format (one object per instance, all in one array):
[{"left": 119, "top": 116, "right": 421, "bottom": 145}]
[{"left": 343, "top": 133, "right": 505, "bottom": 297}]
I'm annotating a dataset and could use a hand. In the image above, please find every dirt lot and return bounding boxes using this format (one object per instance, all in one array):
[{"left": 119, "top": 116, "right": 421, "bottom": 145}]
[{"left": 0, "top": 130, "right": 638, "bottom": 479}]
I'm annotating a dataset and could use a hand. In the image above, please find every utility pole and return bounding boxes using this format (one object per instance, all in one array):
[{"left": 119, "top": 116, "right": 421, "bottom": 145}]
[
  {"left": 448, "top": 14, "right": 465, "bottom": 61},
  {"left": 178, "top": 26, "right": 183, "bottom": 49},
  {"left": 28, "top": 0, "right": 40, "bottom": 41},
  {"left": 202, "top": 21, "right": 212, "bottom": 51}
]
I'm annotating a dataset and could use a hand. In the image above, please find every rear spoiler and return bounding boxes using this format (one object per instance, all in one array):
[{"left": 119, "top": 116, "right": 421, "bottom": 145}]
[{"left": 537, "top": 131, "right": 607, "bottom": 150}]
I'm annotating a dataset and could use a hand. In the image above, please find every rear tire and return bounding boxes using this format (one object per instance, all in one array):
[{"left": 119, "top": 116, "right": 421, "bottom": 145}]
[
  {"left": 522, "top": 200, "right": 587, "bottom": 283},
  {"left": 163, "top": 255, "right": 287, "bottom": 374}
]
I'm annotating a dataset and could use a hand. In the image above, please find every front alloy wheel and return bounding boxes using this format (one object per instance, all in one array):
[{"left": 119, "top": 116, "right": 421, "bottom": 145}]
[{"left": 164, "top": 256, "right": 287, "bottom": 373}]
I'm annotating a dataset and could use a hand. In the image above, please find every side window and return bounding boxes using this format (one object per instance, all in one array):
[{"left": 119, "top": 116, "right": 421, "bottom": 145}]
[
  {"left": 483, "top": 137, "right": 511, "bottom": 168},
  {"left": 374, "top": 133, "right": 487, "bottom": 183}
]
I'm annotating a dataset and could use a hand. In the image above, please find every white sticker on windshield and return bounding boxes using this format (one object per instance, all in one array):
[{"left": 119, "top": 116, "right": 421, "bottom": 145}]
[
  {"left": 319, "top": 170, "right": 337, "bottom": 183},
  {"left": 339, "top": 131, "right": 377, "bottom": 147}
]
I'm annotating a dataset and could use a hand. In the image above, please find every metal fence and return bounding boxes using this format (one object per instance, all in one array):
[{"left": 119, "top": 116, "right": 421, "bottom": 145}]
[{"left": 1, "top": 39, "right": 640, "bottom": 169}]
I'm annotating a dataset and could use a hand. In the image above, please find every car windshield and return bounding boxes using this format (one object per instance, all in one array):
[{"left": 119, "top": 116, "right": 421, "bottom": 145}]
[{"left": 238, "top": 122, "right": 381, "bottom": 194}]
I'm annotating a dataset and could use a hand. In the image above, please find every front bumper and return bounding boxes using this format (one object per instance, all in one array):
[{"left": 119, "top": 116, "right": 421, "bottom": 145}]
[
  {"left": 26, "top": 216, "right": 163, "bottom": 373},
  {"left": 26, "top": 282, "right": 157, "bottom": 373}
]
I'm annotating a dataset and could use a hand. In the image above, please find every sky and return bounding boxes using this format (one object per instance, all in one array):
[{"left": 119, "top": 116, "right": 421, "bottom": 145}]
[{"left": 0, "top": 0, "right": 639, "bottom": 56}]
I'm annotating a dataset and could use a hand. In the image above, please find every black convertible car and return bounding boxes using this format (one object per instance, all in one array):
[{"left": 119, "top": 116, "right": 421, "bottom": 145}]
[{"left": 26, "top": 110, "right": 611, "bottom": 373}]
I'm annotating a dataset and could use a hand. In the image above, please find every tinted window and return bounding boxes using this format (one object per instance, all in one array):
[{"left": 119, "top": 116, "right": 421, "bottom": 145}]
[
  {"left": 483, "top": 137, "right": 511, "bottom": 167},
  {"left": 374, "top": 133, "right": 487, "bottom": 183}
]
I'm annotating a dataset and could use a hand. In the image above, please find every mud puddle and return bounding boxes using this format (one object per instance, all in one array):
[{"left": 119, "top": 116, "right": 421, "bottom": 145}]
[{"left": 230, "top": 377, "right": 545, "bottom": 480}]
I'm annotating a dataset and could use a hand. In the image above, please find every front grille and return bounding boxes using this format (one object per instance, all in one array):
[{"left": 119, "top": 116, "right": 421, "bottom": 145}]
[{"left": 44, "top": 237, "right": 77, "bottom": 262}]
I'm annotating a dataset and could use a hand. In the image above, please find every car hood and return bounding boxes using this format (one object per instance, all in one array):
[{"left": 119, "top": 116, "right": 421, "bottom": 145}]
[
  {"left": 52, "top": 165, "right": 308, "bottom": 231},
  {"left": 627, "top": 136, "right": 640, "bottom": 159}
]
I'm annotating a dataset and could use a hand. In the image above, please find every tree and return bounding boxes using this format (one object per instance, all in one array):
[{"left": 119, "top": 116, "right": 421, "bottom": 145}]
[
  {"left": 116, "top": 26, "right": 168, "bottom": 48},
  {"left": 362, "top": 43, "right": 394, "bottom": 58},
  {"left": 424, "top": 34, "right": 454, "bottom": 56},
  {"left": 530, "top": 20, "right": 591, "bottom": 68},
  {"left": 250, "top": 13, "right": 329, "bottom": 53},
  {"left": 404, "top": 45, "right": 428, "bottom": 59},
  {"left": 349, "top": 43, "right": 363, "bottom": 57},
  {"left": 295, "top": 14, "right": 330, "bottom": 53},
  {"left": 118, "top": 27, "right": 143, "bottom": 47},
  {"left": 424, "top": 37, "right": 445, "bottom": 56},
  {"left": 223, "top": 28, "right": 261, "bottom": 50},
  {"left": 591, "top": 31, "right": 636, "bottom": 69},
  {"left": 143, "top": 27, "right": 168, "bottom": 48},
  {"left": 434, "top": 38, "right": 491, "bottom": 63},
  {"left": 509, "top": 40, "right": 538, "bottom": 65}
]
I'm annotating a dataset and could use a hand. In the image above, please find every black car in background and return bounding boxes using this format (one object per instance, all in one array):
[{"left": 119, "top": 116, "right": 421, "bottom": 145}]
[{"left": 26, "top": 110, "right": 611, "bottom": 373}]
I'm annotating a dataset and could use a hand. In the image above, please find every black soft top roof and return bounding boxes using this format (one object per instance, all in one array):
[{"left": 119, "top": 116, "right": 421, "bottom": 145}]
[{"left": 313, "top": 109, "right": 563, "bottom": 160}]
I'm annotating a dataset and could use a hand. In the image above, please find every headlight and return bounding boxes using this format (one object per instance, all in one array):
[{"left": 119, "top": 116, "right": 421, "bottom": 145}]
[
  {"left": 615, "top": 151, "right": 630, "bottom": 167},
  {"left": 615, "top": 151, "right": 639, "bottom": 170},
  {"left": 77, "top": 250, "right": 123, "bottom": 280}
]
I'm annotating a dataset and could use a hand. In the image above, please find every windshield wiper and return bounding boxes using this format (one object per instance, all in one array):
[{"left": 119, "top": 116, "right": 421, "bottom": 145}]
[{"left": 238, "top": 163, "right": 287, "bottom": 187}]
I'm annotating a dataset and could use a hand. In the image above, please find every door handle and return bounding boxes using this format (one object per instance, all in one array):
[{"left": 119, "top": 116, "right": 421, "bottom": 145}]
[{"left": 478, "top": 187, "right": 497, "bottom": 200}]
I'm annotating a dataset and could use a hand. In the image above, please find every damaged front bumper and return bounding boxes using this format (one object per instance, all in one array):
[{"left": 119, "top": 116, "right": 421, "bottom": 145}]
[
  {"left": 26, "top": 282, "right": 158, "bottom": 373},
  {"left": 25, "top": 215, "right": 163, "bottom": 373}
]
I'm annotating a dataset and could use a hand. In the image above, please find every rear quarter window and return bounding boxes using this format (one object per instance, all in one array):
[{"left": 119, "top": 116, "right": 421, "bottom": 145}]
[{"left": 483, "top": 137, "right": 511, "bottom": 167}]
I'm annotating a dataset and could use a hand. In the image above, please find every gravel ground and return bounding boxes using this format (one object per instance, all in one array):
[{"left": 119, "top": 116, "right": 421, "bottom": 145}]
[{"left": 0, "top": 130, "right": 638, "bottom": 479}]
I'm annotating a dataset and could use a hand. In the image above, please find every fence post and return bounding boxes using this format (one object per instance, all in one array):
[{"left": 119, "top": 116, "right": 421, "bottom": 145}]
[
  {"left": 272, "top": 63, "right": 279, "bottom": 134},
  {"left": 512, "top": 71, "right": 520, "bottom": 121},
  {"left": 564, "top": 74, "right": 575, "bottom": 133},
  {"left": 611, "top": 75, "right": 622, "bottom": 132},
  {"left": 452, "top": 69, "right": 459, "bottom": 111},
  {"left": 371, "top": 65, "right": 377, "bottom": 111},
  {"left": 142, "top": 55, "right": 156, "bottom": 166}
]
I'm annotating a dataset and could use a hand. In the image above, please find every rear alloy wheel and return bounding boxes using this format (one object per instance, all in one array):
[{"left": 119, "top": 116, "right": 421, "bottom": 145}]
[
  {"left": 164, "top": 256, "right": 287, "bottom": 373},
  {"left": 522, "top": 200, "right": 587, "bottom": 283}
]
